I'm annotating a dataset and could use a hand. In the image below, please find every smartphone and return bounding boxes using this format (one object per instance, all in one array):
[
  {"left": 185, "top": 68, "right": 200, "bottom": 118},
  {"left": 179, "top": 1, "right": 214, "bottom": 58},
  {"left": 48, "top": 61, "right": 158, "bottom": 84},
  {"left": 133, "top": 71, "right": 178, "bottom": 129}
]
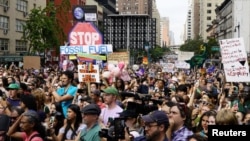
[
  {"left": 114, "top": 118, "right": 125, "bottom": 139},
  {"left": 49, "top": 116, "right": 55, "bottom": 128}
]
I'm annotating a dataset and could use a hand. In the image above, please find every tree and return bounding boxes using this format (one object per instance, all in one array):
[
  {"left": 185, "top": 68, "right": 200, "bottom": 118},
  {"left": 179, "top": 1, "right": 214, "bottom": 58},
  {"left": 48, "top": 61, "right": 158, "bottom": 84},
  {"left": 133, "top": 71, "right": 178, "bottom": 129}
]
[
  {"left": 180, "top": 36, "right": 204, "bottom": 54},
  {"left": 150, "top": 46, "right": 164, "bottom": 61},
  {"left": 22, "top": 3, "right": 61, "bottom": 55}
]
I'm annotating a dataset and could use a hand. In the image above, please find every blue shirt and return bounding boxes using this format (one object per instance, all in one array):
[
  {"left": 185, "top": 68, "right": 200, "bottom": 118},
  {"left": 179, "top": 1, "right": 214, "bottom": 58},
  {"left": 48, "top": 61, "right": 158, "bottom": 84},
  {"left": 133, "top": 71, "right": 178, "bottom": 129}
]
[
  {"left": 171, "top": 126, "right": 193, "bottom": 141},
  {"left": 57, "top": 85, "right": 77, "bottom": 117}
]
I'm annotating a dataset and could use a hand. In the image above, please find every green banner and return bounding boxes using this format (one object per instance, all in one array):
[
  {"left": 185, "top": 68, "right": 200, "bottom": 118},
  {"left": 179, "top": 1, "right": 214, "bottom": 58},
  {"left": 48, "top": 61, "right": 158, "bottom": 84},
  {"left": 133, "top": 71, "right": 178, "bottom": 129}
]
[{"left": 77, "top": 53, "right": 106, "bottom": 60}]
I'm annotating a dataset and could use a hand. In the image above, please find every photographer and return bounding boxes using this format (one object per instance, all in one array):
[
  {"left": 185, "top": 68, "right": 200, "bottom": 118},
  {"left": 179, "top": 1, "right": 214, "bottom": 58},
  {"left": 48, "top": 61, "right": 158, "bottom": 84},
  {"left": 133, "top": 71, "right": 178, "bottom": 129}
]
[
  {"left": 119, "top": 102, "right": 141, "bottom": 138},
  {"left": 120, "top": 110, "right": 170, "bottom": 141}
]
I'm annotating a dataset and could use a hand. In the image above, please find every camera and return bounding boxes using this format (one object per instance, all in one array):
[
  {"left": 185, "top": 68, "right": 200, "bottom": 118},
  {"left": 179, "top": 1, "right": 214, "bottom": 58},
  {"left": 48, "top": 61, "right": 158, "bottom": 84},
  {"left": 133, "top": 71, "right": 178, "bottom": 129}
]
[
  {"left": 114, "top": 118, "right": 126, "bottom": 139},
  {"left": 99, "top": 118, "right": 126, "bottom": 141}
]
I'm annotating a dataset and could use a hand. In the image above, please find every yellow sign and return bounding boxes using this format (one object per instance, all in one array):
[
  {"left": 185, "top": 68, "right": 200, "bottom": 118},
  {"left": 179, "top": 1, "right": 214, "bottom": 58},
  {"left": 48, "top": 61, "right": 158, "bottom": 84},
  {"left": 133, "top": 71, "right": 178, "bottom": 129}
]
[
  {"left": 77, "top": 53, "right": 106, "bottom": 60},
  {"left": 107, "top": 52, "right": 130, "bottom": 65}
]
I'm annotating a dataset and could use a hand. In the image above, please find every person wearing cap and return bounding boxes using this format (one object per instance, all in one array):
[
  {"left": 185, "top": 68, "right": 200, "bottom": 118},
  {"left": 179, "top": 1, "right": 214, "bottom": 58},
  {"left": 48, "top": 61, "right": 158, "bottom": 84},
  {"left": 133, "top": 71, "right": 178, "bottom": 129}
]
[
  {"left": 75, "top": 104, "right": 101, "bottom": 141},
  {"left": 124, "top": 110, "right": 170, "bottom": 141},
  {"left": 99, "top": 87, "right": 123, "bottom": 126},
  {"left": 90, "top": 90, "right": 106, "bottom": 109},
  {"left": 119, "top": 102, "right": 141, "bottom": 138},
  {"left": 6, "top": 83, "right": 21, "bottom": 107}
]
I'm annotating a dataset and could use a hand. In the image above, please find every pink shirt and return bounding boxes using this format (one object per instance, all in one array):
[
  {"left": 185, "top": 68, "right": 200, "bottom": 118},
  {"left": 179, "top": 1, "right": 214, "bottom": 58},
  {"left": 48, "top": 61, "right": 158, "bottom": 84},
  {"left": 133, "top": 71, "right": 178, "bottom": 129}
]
[{"left": 21, "top": 131, "right": 43, "bottom": 141}]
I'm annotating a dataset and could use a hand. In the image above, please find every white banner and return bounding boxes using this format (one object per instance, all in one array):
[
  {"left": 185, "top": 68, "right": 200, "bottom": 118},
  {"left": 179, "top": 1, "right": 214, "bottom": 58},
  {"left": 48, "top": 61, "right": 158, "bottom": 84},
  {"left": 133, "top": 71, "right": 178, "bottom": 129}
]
[
  {"left": 219, "top": 38, "right": 250, "bottom": 82},
  {"left": 60, "top": 44, "right": 113, "bottom": 55},
  {"left": 175, "top": 61, "right": 190, "bottom": 69},
  {"left": 178, "top": 51, "right": 194, "bottom": 61}
]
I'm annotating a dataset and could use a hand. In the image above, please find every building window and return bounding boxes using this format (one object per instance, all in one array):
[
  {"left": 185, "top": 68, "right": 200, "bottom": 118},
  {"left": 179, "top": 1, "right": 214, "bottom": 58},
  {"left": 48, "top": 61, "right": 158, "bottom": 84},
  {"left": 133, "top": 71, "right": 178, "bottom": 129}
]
[
  {"left": 0, "top": 0, "right": 8, "bottom": 6},
  {"left": 207, "top": 3, "right": 212, "bottom": 7},
  {"left": 0, "top": 38, "right": 9, "bottom": 51},
  {"left": 207, "top": 16, "right": 211, "bottom": 20},
  {"left": 0, "top": 16, "right": 8, "bottom": 29},
  {"left": 16, "top": 19, "right": 26, "bottom": 32},
  {"left": 16, "top": 40, "right": 27, "bottom": 51},
  {"left": 17, "top": 0, "right": 28, "bottom": 12},
  {"left": 207, "top": 10, "right": 211, "bottom": 14}
]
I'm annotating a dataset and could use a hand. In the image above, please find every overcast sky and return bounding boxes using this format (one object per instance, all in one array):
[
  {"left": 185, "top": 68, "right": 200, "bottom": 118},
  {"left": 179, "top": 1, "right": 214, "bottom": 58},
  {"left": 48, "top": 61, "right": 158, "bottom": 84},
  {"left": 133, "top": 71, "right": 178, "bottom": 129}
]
[{"left": 156, "top": 0, "right": 189, "bottom": 45}]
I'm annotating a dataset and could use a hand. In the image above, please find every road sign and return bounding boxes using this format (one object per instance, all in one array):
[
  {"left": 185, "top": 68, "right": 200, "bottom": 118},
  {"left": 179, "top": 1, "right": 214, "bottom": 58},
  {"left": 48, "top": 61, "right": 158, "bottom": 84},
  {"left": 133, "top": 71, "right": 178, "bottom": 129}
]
[{"left": 69, "top": 22, "right": 103, "bottom": 46}]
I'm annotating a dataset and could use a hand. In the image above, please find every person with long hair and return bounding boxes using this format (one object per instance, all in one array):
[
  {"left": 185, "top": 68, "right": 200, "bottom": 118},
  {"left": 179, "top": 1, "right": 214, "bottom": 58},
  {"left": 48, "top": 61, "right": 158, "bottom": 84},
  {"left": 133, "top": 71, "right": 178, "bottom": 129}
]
[
  {"left": 50, "top": 104, "right": 85, "bottom": 141},
  {"left": 7, "top": 110, "right": 46, "bottom": 141}
]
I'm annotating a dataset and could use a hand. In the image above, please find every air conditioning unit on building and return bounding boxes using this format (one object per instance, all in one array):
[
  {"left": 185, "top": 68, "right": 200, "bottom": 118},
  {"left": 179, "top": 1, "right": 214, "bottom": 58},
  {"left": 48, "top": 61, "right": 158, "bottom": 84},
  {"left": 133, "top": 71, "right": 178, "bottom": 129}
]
[{"left": 3, "top": 29, "right": 8, "bottom": 35}]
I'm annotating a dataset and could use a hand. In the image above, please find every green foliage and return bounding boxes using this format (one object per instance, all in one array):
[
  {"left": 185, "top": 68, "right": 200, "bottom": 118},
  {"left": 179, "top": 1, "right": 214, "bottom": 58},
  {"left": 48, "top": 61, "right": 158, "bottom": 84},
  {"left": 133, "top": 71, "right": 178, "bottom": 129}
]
[
  {"left": 180, "top": 36, "right": 219, "bottom": 57},
  {"left": 22, "top": 4, "right": 60, "bottom": 54},
  {"left": 22, "top": 0, "right": 71, "bottom": 55},
  {"left": 180, "top": 36, "right": 204, "bottom": 55},
  {"left": 150, "top": 45, "right": 166, "bottom": 61}
]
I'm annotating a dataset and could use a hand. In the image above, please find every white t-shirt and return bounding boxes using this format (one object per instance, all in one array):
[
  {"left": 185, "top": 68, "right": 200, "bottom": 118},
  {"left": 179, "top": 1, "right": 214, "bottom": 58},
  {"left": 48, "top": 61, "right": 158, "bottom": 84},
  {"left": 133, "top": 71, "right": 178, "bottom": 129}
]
[
  {"left": 59, "top": 124, "right": 86, "bottom": 140},
  {"left": 100, "top": 105, "right": 123, "bottom": 126}
]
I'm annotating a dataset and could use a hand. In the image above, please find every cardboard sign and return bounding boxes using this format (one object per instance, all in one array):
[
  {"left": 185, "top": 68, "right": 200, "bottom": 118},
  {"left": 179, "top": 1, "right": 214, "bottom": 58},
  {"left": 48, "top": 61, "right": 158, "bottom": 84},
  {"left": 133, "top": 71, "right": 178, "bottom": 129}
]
[
  {"left": 107, "top": 52, "right": 130, "bottom": 65},
  {"left": 23, "top": 56, "right": 40, "bottom": 69}
]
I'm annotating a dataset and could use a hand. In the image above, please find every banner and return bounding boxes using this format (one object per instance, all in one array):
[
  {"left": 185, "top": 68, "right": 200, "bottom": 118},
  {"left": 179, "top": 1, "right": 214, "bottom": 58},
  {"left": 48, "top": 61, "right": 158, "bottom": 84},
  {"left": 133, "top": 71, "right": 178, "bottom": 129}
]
[
  {"left": 107, "top": 52, "right": 130, "bottom": 65},
  {"left": 219, "top": 38, "right": 250, "bottom": 82},
  {"left": 77, "top": 52, "right": 106, "bottom": 60},
  {"left": 60, "top": 44, "right": 113, "bottom": 55}
]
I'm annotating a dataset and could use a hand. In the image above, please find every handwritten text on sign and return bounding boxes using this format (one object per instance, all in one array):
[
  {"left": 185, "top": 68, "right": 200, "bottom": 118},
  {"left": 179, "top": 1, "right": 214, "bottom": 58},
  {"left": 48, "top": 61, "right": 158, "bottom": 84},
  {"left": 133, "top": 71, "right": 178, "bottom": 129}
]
[
  {"left": 60, "top": 44, "right": 113, "bottom": 55},
  {"left": 78, "top": 64, "right": 100, "bottom": 83},
  {"left": 107, "top": 52, "right": 130, "bottom": 65},
  {"left": 219, "top": 38, "right": 250, "bottom": 82}
]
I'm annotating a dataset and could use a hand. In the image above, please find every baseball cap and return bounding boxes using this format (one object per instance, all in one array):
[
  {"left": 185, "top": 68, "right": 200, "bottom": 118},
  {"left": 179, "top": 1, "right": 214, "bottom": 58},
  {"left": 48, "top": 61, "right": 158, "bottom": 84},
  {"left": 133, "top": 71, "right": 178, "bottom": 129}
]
[
  {"left": 81, "top": 104, "right": 101, "bottom": 115},
  {"left": 141, "top": 110, "right": 169, "bottom": 125},
  {"left": 102, "top": 87, "right": 118, "bottom": 95},
  {"left": 7, "top": 83, "right": 20, "bottom": 90}
]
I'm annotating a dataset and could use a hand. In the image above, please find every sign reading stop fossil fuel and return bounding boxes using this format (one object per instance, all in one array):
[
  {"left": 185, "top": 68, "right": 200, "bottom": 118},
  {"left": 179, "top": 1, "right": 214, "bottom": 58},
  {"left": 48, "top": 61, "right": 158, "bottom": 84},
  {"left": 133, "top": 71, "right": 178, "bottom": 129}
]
[
  {"left": 69, "top": 22, "right": 103, "bottom": 45},
  {"left": 60, "top": 22, "right": 106, "bottom": 70}
]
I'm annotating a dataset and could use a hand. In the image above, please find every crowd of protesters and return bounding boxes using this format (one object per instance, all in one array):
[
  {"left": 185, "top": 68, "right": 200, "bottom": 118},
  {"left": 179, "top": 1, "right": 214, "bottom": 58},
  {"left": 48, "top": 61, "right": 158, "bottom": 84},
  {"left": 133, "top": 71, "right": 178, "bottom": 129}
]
[{"left": 0, "top": 62, "right": 250, "bottom": 141}]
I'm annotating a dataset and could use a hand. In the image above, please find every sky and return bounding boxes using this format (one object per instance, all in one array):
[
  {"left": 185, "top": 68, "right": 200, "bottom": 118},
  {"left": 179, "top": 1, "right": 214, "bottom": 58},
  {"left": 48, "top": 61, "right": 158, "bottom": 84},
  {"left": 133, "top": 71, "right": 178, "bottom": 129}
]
[{"left": 156, "top": 0, "right": 189, "bottom": 45}]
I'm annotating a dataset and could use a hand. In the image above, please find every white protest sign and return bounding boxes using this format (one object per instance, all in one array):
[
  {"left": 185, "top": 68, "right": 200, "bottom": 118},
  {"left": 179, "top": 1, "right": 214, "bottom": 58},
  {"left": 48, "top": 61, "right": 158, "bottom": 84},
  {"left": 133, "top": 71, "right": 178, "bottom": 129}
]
[
  {"left": 178, "top": 51, "right": 194, "bottom": 61},
  {"left": 78, "top": 64, "right": 100, "bottom": 83},
  {"left": 175, "top": 61, "right": 190, "bottom": 69},
  {"left": 219, "top": 38, "right": 250, "bottom": 82}
]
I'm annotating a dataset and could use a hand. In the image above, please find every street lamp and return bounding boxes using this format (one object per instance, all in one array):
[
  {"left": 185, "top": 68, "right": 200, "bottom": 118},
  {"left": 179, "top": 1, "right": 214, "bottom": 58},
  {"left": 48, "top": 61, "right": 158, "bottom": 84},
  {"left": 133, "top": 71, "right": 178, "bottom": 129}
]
[{"left": 234, "top": 23, "right": 240, "bottom": 37}]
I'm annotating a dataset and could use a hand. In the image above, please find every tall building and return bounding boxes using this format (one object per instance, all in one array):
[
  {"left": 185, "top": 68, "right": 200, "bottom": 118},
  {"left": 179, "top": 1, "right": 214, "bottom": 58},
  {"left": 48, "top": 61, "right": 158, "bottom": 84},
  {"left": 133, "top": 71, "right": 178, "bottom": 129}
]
[
  {"left": 152, "top": 0, "right": 161, "bottom": 46},
  {"left": 0, "top": 0, "right": 46, "bottom": 63},
  {"left": 185, "top": 7, "right": 192, "bottom": 40},
  {"left": 199, "top": 0, "right": 224, "bottom": 41},
  {"left": 94, "top": 0, "right": 117, "bottom": 18},
  {"left": 192, "top": 0, "right": 200, "bottom": 39},
  {"left": 116, "top": 0, "right": 153, "bottom": 17},
  {"left": 169, "top": 31, "right": 175, "bottom": 45},
  {"left": 103, "top": 14, "right": 156, "bottom": 51},
  {"left": 160, "top": 17, "right": 170, "bottom": 47}
]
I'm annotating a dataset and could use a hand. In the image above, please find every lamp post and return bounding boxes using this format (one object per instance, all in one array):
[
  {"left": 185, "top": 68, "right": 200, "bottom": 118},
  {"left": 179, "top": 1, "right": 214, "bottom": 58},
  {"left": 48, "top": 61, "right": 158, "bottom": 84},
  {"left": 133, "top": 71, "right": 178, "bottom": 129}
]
[{"left": 234, "top": 23, "right": 240, "bottom": 38}]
